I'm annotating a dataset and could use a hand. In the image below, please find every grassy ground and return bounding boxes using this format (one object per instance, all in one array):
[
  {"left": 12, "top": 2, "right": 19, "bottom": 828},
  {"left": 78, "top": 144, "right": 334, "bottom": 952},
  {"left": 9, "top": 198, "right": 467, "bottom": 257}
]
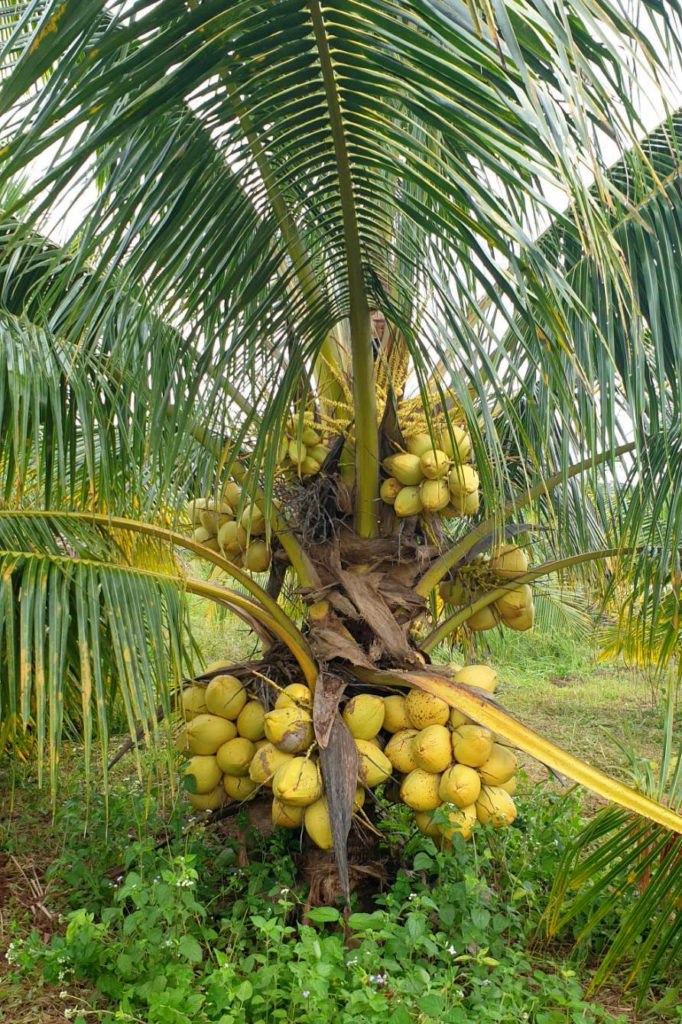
[{"left": 0, "top": 612, "right": 679, "bottom": 1023}]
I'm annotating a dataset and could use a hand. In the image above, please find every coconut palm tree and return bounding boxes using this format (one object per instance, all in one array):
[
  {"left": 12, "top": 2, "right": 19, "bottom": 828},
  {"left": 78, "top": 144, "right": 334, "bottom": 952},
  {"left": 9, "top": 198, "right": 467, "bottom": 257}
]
[{"left": 0, "top": 0, "right": 681, "bottom": 976}]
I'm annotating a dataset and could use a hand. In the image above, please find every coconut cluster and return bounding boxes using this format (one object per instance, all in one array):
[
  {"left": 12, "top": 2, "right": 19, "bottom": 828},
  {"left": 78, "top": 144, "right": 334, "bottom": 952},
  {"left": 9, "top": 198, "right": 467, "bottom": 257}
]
[
  {"left": 381, "top": 427, "right": 479, "bottom": 518},
  {"left": 440, "top": 543, "right": 535, "bottom": 634},
  {"left": 187, "top": 487, "right": 271, "bottom": 573},
  {"left": 276, "top": 422, "right": 331, "bottom": 478},
  {"left": 179, "top": 663, "right": 518, "bottom": 849}
]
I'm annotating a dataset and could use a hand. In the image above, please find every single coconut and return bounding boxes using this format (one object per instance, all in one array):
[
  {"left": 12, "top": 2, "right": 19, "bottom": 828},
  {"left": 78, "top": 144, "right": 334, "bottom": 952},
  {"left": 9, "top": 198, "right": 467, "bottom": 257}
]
[
  {"left": 301, "top": 426, "right": 321, "bottom": 446},
  {"left": 420, "top": 449, "right": 450, "bottom": 480},
  {"left": 221, "top": 481, "right": 242, "bottom": 511},
  {"left": 272, "top": 798, "right": 303, "bottom": 829},
  {"left": 449, "top": 464, "right": 479, "bottom": 497},
  {"left": 498, "top": 775, "right": 518, "bottom": 795},
  {"left": 452, "top": 725, "right": 494, "bottom": 767},
  {"left": 382, "top": 695, "right": 412, "bottom": 733},
  {"left": 236, "top": 700, "right": 266, "bottom": 741},
  {"left": 449, "top": 709, "right": 473, "bottom": 729},
  {"left": 248, "top": 743, "right": 293, "bottom": 785},
  {"left": 308, "top": 444, "right": 330, "bottom": 465},
  {"left": 355, "top": 739, "right": 392, "bottom": 787},
  {"left": 353, "top": 787, "right": 366, "bottom": 812},
  {"left": 450, "top": 664, "right": 498, "bottom": 694},
  {"left": 274, "top": 683, "right": 313, "bottom": 710},
  {"left": 439, "top": 764, "right": 481, "bottom": 808},
  {"left": 218, "top": 519, "right": 247, "bottom": 555},
  {"left": 223, "top": 775, "right": 258, "bottom": 801},
  {"left": 439, "top": 580, "right": 468, "bottom": 605},
  {"left": 264, "top": 706, "right": 313, "bottom": 753},
  {"left": 288, "top": 439, "right": 307, "bottom": 465},
  {"left": 385, "top": 729, "right": 420, "bottom": 773},
  {"left": 216, "top": 737, "right": 255, "bottom": 776},
  {"left": 475, "top": 785, "right": 517, "bottom": 827},
  {"left": 304, "top": 797, "right": 334, "bottom": 850},
  {"left": 394, "top": 486, "right": 423, "bottom": 517},
  {"left": 193, "top": 526, "right": 214, "bottom": 544},
  {"left": 406, "top": 433, "right": 436, "bottom": 457},
  {"left": 439, "top": 804, "right": 477, "bottom": 842},
  {"left": 181, "top": 684, "right": 208, "bottom": 721},
  {"left": 383, "top": 453, "right": 424, "bottom": 486},
  {"left": 405, "top": 689, "right": 450, "bottom": 729},
  {"left": 205, "top": 674, "right": 248, "bottom": 720},
  {"left": 299, "top": 456, "right": 320, "bottom": 476},
  {"left": 187, "top": 497, "right": 207, "bottom": 526},
  {"left": 188, "top": 785, "right": 225, "bottom": 811},
  {"left": 412, "top": 725, "right": 453, "bottom": 774},
  {"left": 199, "top": 508, "right": 226, "bottom": 534},
  {"left": 420, "top": 478, "right": 450, "bottom": 513},
  {"left": 478, "top": 744, "right": 518, "bottom": 786},
  {"left": 342, "top": 694, "right": 385, "bottom": 739},
  {"left": 204, "top": 659, "right": 234, "bottom": 674},
  {"left": 414, "top": 809, "right": 442, "bottom": 838},
  {"left": 240, "top": 503, "right": 266, "bottom": 537},
  {"left": 450, "top": 490, "right": 480, "bottom": 516},
  {"left": 243, "top": 540, "right": 271, "bottom": 572},
  {"left": 504, "top": 603, "right": 535, "bottom": 631},
  {"left": 494, "top": 584, "right": 532, "bottom": 620},
  {"left": 380, "top": 477, "right": 403, "bottom": 506},
  {"left": 489, "top": 544, "right": 528, "bottom": 579},
  {"left": 400, "top": 769, "right": 442, "bottom": 811},
  {"left": 183, "top": 755, "right": 222, "bottom": 794},
  {"left": 272, "top": 758, "right": 323, "bottom": 806},
  {"left": 186, "top": 713, "right": 238, "bottom": 755},
  {"left": 438, "top": 425, "right": 472, "bottom": 463},
  {"left": 466, "top": 605, "right": 499, "bottom": 632}
]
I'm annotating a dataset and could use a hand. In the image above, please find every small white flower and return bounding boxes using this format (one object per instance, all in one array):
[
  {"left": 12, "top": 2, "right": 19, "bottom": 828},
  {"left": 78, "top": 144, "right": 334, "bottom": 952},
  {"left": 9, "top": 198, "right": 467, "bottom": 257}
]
[
  {"left": 447, "top": 944, "right": 457, "bottom": 955},
  {"left": 280, "top": 887, "right": 290, "bottom": 895},
  {"left": 59, "top": 991, "right": 68, "bottom": 999},
  {"left": 407, "top": 892, "right": 417, "bottom": 901},
  {"left": 64, "top": 1010, "right": 77, "bottom": 1021},
  {"left": 457, "top": 989, "right": 465, "bottom": 999},
  {"left": 346, "top": 957, "right": 358, "bottom": 966},
  {"left": 302, "top": 990, "right": 310, "bottom": 998},
  {"left": 481, "top": 979, "right": 491, "bottom": 987}
]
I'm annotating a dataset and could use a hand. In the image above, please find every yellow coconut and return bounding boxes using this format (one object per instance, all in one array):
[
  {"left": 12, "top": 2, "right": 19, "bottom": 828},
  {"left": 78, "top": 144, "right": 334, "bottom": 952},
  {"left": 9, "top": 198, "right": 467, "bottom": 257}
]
[
  {"left": 439, "top": 763, "right": 482, "bottom": 808},
  {"left": 452, "top": 725, "right": 494, "bottom": 768},
  {"left": 382, "top": 695, "right": 412, "bottom": 733},
  {"left": 205, "top": 674, "right": 248, "bottom": 720},
  {"left": 308, "top": 444, "right": 330, "bottom": 465},
  {"left": 237, "top": 700, "right": 266, "bottom": 741},
  {"left": 240, "top": 503, "right": 266, "bottom": 537},
  {"left": 498, "top": 775, "right": 518, "bottom": 795},
  {"left": 186, "top": 714, "right": 238, "bottom": 755},
  {"left": 504, "top": 603, "right": 535, "bottom": 631},
  {"left": 494, "top": 584, "right": 532, "bottom": 620},
  {"left": 438, "top": 425, "right": 472, "bottom": 463},
  {"left": 199, "top": 508, "right": 226, "bottom": 534},
  {"left": 400, "top": 769, "right": 442, "bottom": 811},
  {"left": 353, "top": 787, "right": 366, "bottom": 811},
  {"left": 380, "top": 477, "right": 403, "bottom": 506},
  {"left": 193, "top": 525, "right": 214, "bottom": 544},
  {"left": 248, "top": 743, "right": 294, "bottom": 785},
  {"left": 394, "top": 486, "right": 423, "bottom": 517},
  {"left": 451, "top": 664, "right": 498, "bottom": 694},
  {"left": 420, "top": 478, "right": 450, "bottom": 513},
  {"left": 414, "top": 809, "right": 442, "bottom": 838},
  {"left": 449, "top": 709, "right": 473, "bottom": 729},
  {"left": 188, "top": 785, "right": 225, "bottom": 811},
  {"left": 299, "top": 456, "right": 320, "bottom": 476},
  {"left": 405, "top": 689, "right": 450, "bottom": 729},
  {"left": 274, "top": 683, "right": 313, "bottom": 710},
  {"left": 187, "top": 497, "right": 207, "bottom": 525},
  {"left": 466, "top": 605, "right": 500, "bottom": 632},
  {"left": 183, "top": 755, "right": 222, "bottom": 794},
  {"left": 272, "top": 757, "right": 323, "bottom": 806},
  {"left": 385, "top": 729, "right": 420, "bottom": 773},
  {"left": 439, "top": 804, "right": 477, "bottom": 842},
  {"left": 243, "top": 541, "right": 271, "bottom": 573},
  {"left": 342, "top": 694, "right": 385, "bottom": 739},
  {"left": 406, "top": 433, "right": 436, "bottom": 457},
  {"left": 301, "top": 426, "right": 320, "bottom": 446},
  {"left": 450, "top": 490, "right": 480, "bottom": 516},
  {"left": 476, "top": 786, "right": 517, "bottom": 827},
  {"left": 304, "top": 797, "right": 334, "bottom": 850},
  {"left": 181, "top": 684, "right": 208, "bottom": 721},
  {"left": 478, "top": 744, "right": 518, "bottom": 786},
  {"left": 218, "top": 519, "right": 247, "bottom": 555},
  {"left": 221, "top": 481, "right": 242, "bottom": 511},
  {"left": 204, "top": 659, "right": 234, "bottom": 674},
  {"left": 489, "top": 544, "right": 528, "bottom": 579},
  {"left": 223, "top": 775, "right": 258, "bottom": 801},
  {"left": 412, "top": 725, "right": 453, "bottom": 774},
  {"left": 439, "top": 580, "right": 468, "bottom": 605},
  {"left": 355, "top": 739, "right": 392, "bottom": 787},
  {"left": 272, "top": 797, "right": 304, "bottom": 828},
  {"left": 216, "top": 737, "right": 255, "bottom": 776},
  {"left": 420, "top": 449, "right": 450, "bottom": 480},
  {"left": 288, "top": 439, "right": 307, "bottom": 465},
  {"left": 383, "top": 453, "right": 424, "bottom": 486},
  {"left": 449, "top": 464, "right": 479, "bottom": 497},
  {"left": 264, "top": 706, "right": 313, "bottom": 753}
]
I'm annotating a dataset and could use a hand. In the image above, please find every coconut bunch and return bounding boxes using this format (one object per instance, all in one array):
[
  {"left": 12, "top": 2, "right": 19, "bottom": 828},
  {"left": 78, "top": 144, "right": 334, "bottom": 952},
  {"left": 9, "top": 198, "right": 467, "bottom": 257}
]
[
  {"left": 276, "top": 421, "right": 331, "bottom": 479},
  {"left": 187, "top": 487, "right": 272, "bottom": 573},
  {"left": 440, "top": 544, "right": 535, "bottom": 634},
  {"left": 381, "top": 426, "right": 480, "bottom": 519}
]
